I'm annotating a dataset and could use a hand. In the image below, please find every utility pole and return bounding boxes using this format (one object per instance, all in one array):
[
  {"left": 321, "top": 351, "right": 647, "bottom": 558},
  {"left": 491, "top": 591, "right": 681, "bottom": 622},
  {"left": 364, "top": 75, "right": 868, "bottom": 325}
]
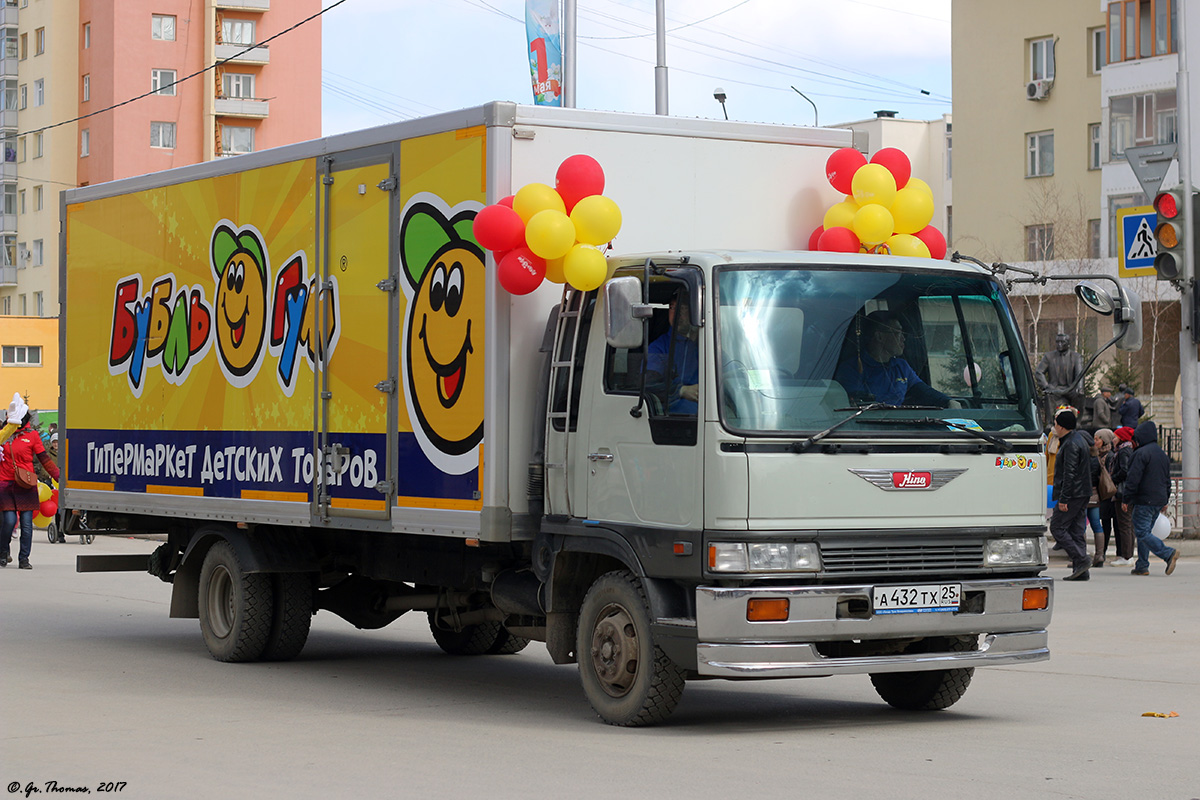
[
  {"left": 1176, "top": 0, "right": 1199, "bottom": 537},
  {"left": 654, "top": 0, "right": 668, "bottom": 115},
  {"left": 563, "top": 0, "right": 576, "bottom": 108}
]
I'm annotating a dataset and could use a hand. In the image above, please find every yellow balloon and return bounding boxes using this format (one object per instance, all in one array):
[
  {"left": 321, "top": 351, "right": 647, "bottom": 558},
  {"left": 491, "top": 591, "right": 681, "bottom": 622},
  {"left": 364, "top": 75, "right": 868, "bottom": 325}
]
[
  {"left": 823, "top": 198, "right": 859, "bottom": 230},
  {"left": 906, "top": 177, "right": 933, "bottom": 197},
  {"left": 851, "top": 163, "right": 897, "bottom": 208},
  {"left": 884, "top": 233, "right": 932, "bottom": 258},
  {"left": 890, "top": 186, "right": 935, "bottom": 234},
  {"left": 544, "top": 256, "right": 566, "bottom": 284},
  {"left": 852, "top": 204, "right": 894, "bottom": 246},
  {"left": 525, "top": 209, "right": 576, "bottom": 260},
  {"left": 570, "top": 195, "right": 622, "bottom": 245},
  {"left": 37, "top": 481, "right": 51, "bottom": 502},
  {"left": 563, "top": 244, "right": 608, "bottom": 291},
  {"left": 33, "top": 513, "right": 51, "bottom": 528},
  {"left": 513, "top": 182, "right": 566, "bottom": 223}
]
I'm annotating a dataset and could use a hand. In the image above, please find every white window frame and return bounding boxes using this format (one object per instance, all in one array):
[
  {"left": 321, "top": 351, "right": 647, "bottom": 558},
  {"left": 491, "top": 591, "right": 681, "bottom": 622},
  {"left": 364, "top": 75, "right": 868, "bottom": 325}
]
[
  {"left": 1027, "top": 130, "right": 1054, "bottom": 177},
  {"left": 83, "top": 22, "right": 90, "bottom": 49},
  {"left": 33, "top": 78, "right": 43, "bottom": 106},
  {"left": 1089, "top": 123, "right": 1101, "bottom": 169},
  {"left": 80, "top": 128, "right": 89, "bottom": 157},
  {"left": 17, "top": 188, "right": 23, "bottom": 214},
  {"left": 33, "top": 185, "right": 41, "bottom": 211},
  {"left": 34, "top": 131, "right": 42, "bottom": 158},
  {"left": 2, "top": 345, "right": 42, "bottom": 366},
  {"left": 18, "top": 83, "right": 25, "bottom": 109},
  {"left": 1030, "top": 36, "right": 1056, "bottom": 81},
  {"left": 31, "top": 239, "right": 42, "bottom": 267},
  {"left": 152, "top": 14, "right": 176, "bottom": 41},
  {"left": 1025, "top": 223, "right": 1055, "bottom": 261},
  {"left": 150, "top": 121, "right": 176, "bottom": 149},
  {"left": 151, "top": 69, "right": 176, "bottom": 96},
  {"left": 33, "top": 291, "right": 43, "bottom": 317},
  {"left": 1091, "top": 27, "right": 1106, "bottom": 74},
  {"left": 221, "top": 125, "right": 255, "bottom": 155},
  {"left": 34, "top": 26, "right": 43, "bottom": 55},
  {"left": 222, "top": 72, "right": 255, "bottom": 99},
  {"left": 82, "top": 73, "right": 89, "bottom": 102},
  {"left": 222, "top": 19, "right": 256, "bottom": 46}
]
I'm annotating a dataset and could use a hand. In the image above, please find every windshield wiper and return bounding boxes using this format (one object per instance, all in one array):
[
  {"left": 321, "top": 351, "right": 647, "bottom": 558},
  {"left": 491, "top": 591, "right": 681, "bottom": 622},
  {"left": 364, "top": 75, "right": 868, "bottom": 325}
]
[
  {"left": 792, "top": 402, "right": 891, "bottom": 453},
  {"left": 873, "top": 417, "right": 1012, "bottom": 452}
]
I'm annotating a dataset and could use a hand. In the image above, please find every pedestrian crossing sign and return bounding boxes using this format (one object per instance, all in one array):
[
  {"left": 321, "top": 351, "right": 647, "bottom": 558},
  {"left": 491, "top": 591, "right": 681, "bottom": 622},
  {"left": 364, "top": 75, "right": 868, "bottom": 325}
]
[{"left": 1117, "top": 206, "right": 1158, "bottom": 277}]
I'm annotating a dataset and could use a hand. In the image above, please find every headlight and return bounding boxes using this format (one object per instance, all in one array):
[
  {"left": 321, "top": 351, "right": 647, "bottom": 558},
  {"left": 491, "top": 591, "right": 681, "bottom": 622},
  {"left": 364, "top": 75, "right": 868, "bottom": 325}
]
[
  {"left": 709, "top": 542, "right": 821, "bottom": 573},
  {"left": 984, "top": 537, "right": 1046, "bottom": 567}
]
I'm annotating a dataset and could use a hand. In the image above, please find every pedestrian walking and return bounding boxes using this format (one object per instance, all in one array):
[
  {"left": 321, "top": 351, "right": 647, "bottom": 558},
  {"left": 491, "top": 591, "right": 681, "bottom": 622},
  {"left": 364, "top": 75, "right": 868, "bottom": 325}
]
[
  {"left": 1080, "top": 430, "right": 1106, "bottom": 567},
  {"left": 1108, "top": 426, "right": 1137, "bottom": 565},
  {"left": 0, "top": 396, "right": 60, "bottom": 569},
  {"left": 1121, "top": 420, "right": 1178, "bottom": 576},
  {"left": 1091, "top": 386, "right": 1118, "bottom": 431},
  {"left": 1050, "top": 409, "right": 1093, "bottom": 581},
  {"left": 1117, "top": 385, "right": 1144, "bottom": 429}
]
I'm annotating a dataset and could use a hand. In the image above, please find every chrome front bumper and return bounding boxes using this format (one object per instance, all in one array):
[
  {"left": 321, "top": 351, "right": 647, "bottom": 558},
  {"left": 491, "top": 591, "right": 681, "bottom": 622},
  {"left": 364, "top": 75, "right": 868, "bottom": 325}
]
[{"left": 694, "top": 577, "right": 1052, "bottom": 678}]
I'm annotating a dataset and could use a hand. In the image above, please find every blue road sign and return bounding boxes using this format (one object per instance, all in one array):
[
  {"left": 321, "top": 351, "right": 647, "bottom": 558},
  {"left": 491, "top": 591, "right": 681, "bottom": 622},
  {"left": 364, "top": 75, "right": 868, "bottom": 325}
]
[{"left": 1117, "top": 206, "right": 1157, "bottom": 277}]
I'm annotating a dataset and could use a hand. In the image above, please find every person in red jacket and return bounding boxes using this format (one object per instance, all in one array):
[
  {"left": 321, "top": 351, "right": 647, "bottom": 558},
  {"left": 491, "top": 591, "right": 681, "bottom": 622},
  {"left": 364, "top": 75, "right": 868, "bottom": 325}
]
[{"left": 0, "top": 406, "right": 60, "bottom": 569}]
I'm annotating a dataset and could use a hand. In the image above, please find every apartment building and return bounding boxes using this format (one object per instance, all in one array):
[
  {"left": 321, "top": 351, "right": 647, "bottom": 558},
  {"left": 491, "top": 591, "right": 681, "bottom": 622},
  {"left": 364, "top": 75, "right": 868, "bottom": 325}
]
[
  {"left": 0, "top": 0, "right": 320, "bottom": 414},
  {"left": 952, "top": 0, "right": 1184, "bottom": 413}
]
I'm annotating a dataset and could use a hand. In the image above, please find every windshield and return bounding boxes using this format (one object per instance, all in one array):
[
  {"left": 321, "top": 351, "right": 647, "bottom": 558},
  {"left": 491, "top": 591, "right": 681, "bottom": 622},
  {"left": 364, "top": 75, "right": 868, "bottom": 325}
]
[{"left": 715, "top": 266, "right": 1039, "bottom": 435}]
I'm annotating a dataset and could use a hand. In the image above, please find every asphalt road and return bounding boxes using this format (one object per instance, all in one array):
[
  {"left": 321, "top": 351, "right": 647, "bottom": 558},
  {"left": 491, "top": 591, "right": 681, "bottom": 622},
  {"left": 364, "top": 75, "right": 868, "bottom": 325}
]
[{"left": 1, "top": 536, "right": 1196, "bottom": 800}]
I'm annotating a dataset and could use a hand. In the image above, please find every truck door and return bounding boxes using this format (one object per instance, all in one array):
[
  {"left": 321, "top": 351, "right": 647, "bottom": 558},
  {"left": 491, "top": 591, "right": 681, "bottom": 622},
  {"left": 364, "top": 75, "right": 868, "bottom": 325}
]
[
  {"left": 315, "top": 153, "right": 395, "bottom": 521},
  {"left": 581, "top": 278, "right": 703, "bottom": 528}
]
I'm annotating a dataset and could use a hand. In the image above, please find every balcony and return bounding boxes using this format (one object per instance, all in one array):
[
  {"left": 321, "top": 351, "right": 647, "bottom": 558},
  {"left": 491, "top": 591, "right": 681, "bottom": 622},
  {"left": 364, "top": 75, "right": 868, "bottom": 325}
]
[
  {"left": 0, "top": 213, "right": 14, "bottom": 234},
  {"left": 215, "top": 96, "right": 269, "bottom": 118},
  {"left": 215, "top": 0, "right": 269, "bottom": 10},
  {"left": 214, "top": 42, "right": 269, "bottom": 65},
  {"left": 0, "top": 109, "right": 15, "bottom": 130},
  {"left": 0, "top": 160, "right": 16, "bottom": 181},
  {"left": 0, "top": 6, "right": 18, "bottom": 26},
  {"left": 0, "top": 265, "right": 15, "bottom": 286}
]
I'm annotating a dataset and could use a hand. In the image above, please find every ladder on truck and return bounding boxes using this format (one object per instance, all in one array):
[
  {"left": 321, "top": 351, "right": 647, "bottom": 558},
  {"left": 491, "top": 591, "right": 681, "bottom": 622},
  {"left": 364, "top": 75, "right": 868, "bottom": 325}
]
[{"left": 544, "top": 286, "right": 588, "bottom": 517}]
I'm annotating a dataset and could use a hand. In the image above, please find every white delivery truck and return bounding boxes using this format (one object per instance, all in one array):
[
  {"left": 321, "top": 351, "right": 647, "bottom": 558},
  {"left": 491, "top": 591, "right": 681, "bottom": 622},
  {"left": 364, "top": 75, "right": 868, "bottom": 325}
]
[{"left": 61, "top": 103, "right": 1140, "bottom": 725}]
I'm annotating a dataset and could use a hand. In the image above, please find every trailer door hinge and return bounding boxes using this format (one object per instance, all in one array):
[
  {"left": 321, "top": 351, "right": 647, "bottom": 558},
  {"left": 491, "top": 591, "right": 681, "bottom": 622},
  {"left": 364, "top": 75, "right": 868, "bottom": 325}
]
[
  {"left": 374, "top": 379, "right": 396, "bottom": 394},
  {"left": 376, "top": 277, "right": 397, "bottom": 293},
  {"left": 377, "top": 176, "right": 397, "bottom": 192},
  {"left": 374, "top": 480, "right": 394, "bottom": 495}
]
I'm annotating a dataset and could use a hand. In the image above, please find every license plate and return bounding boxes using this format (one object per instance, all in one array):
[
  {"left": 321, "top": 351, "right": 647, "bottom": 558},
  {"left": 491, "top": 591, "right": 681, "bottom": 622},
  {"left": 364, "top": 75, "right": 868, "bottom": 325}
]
[{"left": 872, "top": 583, "right": 961, "bottom": 615}]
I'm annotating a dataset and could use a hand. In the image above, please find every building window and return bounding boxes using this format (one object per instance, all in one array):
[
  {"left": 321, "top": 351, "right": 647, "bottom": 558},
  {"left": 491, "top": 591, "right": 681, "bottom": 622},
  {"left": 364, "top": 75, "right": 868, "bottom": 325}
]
[
  {"left": 150, "top": 121, "right": 176, "bottom": 149},
  {"left": 1030, "top": 36, "right": 1055, "bottom": 81},
  {"left": 1091, "top": 27, "right": 1106, "bottom": 73},
  {"left": 222, "top": 73, "right": 255, "bottom": 98},
  {"left": 0, "top": 297, "right": 8, "bottom": 315},
  {"left": 1109, "top": 89, "right": 1177, "bottom": 158},
  {"left": 1027, "top": 131, "right": 1054, "bottom": 177},
  {"left": 16, "top": 242, "right": 25, "bottom": 268},
  {"left": 82, "top": 73, "right": 89, "bottom": 102},
  {"left": 1107, "top": 0, "right": 1176, "bottom": 63},
  {"left": 17, "top": 135, "right": 23, "bottom": 162},
  {"left": 221, "top": 125, "right": 254, "bottom": 155},
  {"left": 80, "top": 128, "right": 89, "bottom": 157},
  {"left": 2, "top": 345, "right": 41, "bottom": 366},
  {"left": 1089, "top": 219, "right": 1101, "bottom": 259},
  {"left": 83, "top": 22, "right": 90, "bottom": 49},
  {"left": 1, "top": 80, "right": 14, "bottom": 110},
  {"left": 152, "top": 14, "right": 176, "bottom": 41},
  {"left": 1089, "top": 123, "right": 1101, "bottom": 169},
  {"left": 31, "top": 239, "right": 42, "bottom": 267},
  {"left": 18, "top": 83, "right": 25, "bottom": 109},
  {"left": 34, "top": 26, "right": 43, "bottom": 55},
  {"left": 222, "top": 19, "right": 256, "bottom": 45},
  {"left": 18, "top": 31, "right": 25, "bottom": 59},
  {"left": 33, "top": 78, "right": 43, "bottom": 106},
  {"left": 17, "top": 188, "right": 23, "bottom": 214},
  {"left": 2, "top": 138, "right": 11, "bottom": 164},
  {"left": 151, "top": 69, "right": 176, "bottom": 96},
  {"left": 1026, "top": 224, "right": 1055, "bottom": 261},
  {"left": 34, "top": 132, "right": 42, "bottom": 158},
  {"left": 2, "top": 184, "right": 14, "bottom": 215},
  {"left": 17, "top": 294, "right": 24, "bottom": 315},
  {"left": 33, "top": 291, "right": 42, "bottom": 317},
  {"left": 33, "top": 185, "right": 41, "bottom": 211},
  {"left": 3, "top": 29, "right": 16, "bottom": 60}
]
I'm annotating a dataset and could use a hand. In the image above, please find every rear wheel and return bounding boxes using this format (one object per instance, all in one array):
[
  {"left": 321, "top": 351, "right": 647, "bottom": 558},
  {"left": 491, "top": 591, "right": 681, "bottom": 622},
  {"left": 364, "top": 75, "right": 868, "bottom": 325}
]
[
  {"left": 198, "top": 541, "right": 273, "bottom": 662},
  {"left": 427, "top": 613, "right": 530, "bottom": 656},
  {"left": 261, "top": 572, "right": 314, "bottom": 661},
  {"left": 869, "top": 637, "right": 976, "bottom": 710},
  {"left": 576, "top": 570, "right": 686, "bottom": 726}
]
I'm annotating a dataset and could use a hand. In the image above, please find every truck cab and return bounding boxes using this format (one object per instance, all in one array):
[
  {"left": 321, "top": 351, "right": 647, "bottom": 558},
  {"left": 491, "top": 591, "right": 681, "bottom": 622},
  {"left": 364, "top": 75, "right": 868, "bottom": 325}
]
[{"left": 540, "top": 250, "right": 1054, "bottom": 724}]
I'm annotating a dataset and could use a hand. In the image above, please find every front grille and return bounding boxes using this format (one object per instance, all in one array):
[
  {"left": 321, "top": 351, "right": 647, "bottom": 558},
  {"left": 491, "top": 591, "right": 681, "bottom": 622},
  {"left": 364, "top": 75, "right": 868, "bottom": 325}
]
[{"left": 820, "top": 542, "right": 984, "bottom": 575}]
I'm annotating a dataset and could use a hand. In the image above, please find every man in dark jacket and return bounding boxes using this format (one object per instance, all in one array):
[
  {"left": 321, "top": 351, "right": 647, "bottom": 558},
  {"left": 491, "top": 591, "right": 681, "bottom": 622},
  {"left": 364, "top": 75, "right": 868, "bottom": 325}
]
[
  {"left": 1118, "top": 386, "right": 1144, "bottom": 428},
  {"left": 1121, "top": 420, "right": 1179, "bottom": 576},
  {"left": 1050, "top": 409, "right": 1093, "bottom": 581}
]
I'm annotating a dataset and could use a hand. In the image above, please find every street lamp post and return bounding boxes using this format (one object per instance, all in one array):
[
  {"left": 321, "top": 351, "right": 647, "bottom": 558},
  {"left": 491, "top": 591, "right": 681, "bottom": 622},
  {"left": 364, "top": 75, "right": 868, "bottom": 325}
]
[
  {"left": 713, "top": 87, "right": 728, "bottom": 120},
  {"left": 791, "top": 86, "right": 819, "bottom": 127}
]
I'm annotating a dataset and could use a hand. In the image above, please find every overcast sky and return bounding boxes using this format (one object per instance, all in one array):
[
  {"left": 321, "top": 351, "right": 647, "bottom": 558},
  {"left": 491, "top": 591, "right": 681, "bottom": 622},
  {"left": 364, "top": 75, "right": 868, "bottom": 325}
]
[{"left": 319, "top": 0, "right": 952, "bottom": 136}]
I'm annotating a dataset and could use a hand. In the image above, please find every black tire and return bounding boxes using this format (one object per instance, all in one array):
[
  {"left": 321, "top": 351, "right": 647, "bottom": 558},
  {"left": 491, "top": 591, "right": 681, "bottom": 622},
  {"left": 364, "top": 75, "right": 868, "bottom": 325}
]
[
  {"left": 576, "top": 570, "right": 686, "bottom": 727},
  {"left": 869, "top": 637, "right": 976, "bottom": 711},
  {"left": 198, "top": 540, "right": 273, "bottom": 662},
  {"left": 427, "top": 613, "right": 529, "bottom": 656},
  {"left": 261, "top": 572, "right": 314, "bottom": 662},
  {"left": 46, "top": 523, "right": 56, "bottom": 544}
]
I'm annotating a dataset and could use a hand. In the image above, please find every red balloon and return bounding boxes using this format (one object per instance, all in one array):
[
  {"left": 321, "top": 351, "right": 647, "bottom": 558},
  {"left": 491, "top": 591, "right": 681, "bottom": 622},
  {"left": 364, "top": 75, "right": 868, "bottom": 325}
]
[
  {"left": 913, "top": 225, "right": 947, "bottom": 259},
  {"left": 808, "top": 225, "right": 824, "bottom": 251},
  {"left": 40, "top": 499, "right": 57, "bottom": 519},
  {"left": 826, "top": 147, "right": 867, "bottom": 195},
  {"left": 497, "top": 195, "right": 515, "bottom": 209},
  {"left": 870, "top": 147, "right": 912, "bottom": 190},
  {"left": 473, "top": 204, "right": 526, "bottom": 252},
  {"left": 497, "top": 247, "right": 546, "bottom": 295},
  {"left": 555, "top": 155, "right": 606, "bottom": 213},
  {"left": 817, "top": 226, "right": 861, "bottom": 253},
  {"left": 51, "top": 489, "right": 58, "bottom": 503}
]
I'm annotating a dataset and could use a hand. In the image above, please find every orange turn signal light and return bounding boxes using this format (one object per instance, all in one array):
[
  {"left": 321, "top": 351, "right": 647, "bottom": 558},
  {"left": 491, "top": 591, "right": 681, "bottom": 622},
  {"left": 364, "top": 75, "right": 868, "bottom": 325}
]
[
  {"left": 746, "top": 598, "right": 790, "bottom": 621},
  {"left": 1023, "top": 587, "right": 1049, "bottom": 611}
]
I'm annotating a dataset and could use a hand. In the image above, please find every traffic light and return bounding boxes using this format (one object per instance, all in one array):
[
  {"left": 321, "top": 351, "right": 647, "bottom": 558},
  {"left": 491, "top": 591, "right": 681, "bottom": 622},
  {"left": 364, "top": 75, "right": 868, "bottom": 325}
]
[{"left": 1152, "top": 185, "right": 1193, "bottom": 281}]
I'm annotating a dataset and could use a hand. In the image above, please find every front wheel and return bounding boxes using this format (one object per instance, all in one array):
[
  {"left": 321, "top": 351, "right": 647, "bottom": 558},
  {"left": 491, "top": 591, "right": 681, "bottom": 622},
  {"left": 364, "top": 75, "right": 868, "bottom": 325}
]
[
  {"left": 198, "top": 540, "right": 273, "bottom": 662},
  {"left": 576, "top": 570, "right": 686, "bottom": 726}
]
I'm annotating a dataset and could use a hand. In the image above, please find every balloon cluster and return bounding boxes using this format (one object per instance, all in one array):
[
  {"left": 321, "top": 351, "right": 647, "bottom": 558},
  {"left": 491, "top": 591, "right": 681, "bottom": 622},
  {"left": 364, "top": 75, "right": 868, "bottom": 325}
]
[
  {"left": 809, "top": 147, "right": 947, "bottom": 259},
  {"left": 473, "top": 155, "right": 623, "bottom": 295},
  {"left": 32, "top": 480, "right": 57, "bottom": 527}
]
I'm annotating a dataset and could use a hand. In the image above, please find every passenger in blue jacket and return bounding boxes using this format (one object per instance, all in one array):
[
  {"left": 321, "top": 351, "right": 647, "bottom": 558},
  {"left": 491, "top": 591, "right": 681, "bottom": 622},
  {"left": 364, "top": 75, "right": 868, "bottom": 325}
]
[{"left": 1121, "top": 420, "right": 1179, "bottom": 576}]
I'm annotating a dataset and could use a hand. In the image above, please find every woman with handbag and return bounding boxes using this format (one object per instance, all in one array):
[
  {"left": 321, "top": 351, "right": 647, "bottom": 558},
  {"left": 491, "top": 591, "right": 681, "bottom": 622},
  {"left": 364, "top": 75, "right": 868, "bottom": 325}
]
[{"left": 0, "top": 404, "right": 59, "bottom": 569}]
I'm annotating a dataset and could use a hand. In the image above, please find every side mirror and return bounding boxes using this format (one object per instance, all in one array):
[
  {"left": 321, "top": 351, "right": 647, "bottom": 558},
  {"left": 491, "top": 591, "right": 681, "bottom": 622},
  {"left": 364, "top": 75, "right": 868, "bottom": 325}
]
[
  {"left": 604, "top": 277, "right": 644, "bottom": 349},
  {"left": 1075, "top": 280, "right": 1142, "bottom": 352}
]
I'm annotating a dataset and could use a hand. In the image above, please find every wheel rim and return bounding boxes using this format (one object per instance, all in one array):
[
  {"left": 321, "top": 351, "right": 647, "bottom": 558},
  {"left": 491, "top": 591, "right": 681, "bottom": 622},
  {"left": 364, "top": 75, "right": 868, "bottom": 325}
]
[
  {"left": 206, "top": 564, "right": 235, "bottom": 639},
  {"left": 590, "top": 602, "right": 639, "bottom": 698}
]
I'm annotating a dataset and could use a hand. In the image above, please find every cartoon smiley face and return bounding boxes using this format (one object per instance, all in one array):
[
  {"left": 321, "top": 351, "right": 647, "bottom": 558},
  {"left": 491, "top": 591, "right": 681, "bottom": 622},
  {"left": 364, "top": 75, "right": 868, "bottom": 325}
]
[
  {"left": 211, "top": 224, "right": 268, "bottom": 378},
  {"left": 401, "top": 201, "right": 486, "bottom": 464}
]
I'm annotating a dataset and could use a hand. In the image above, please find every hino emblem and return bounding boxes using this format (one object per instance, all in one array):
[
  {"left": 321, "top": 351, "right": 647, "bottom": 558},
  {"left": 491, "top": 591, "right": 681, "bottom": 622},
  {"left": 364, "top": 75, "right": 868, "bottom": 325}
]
[{"left": 848, "top": 468, "right": 967, "bottom": 491}]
